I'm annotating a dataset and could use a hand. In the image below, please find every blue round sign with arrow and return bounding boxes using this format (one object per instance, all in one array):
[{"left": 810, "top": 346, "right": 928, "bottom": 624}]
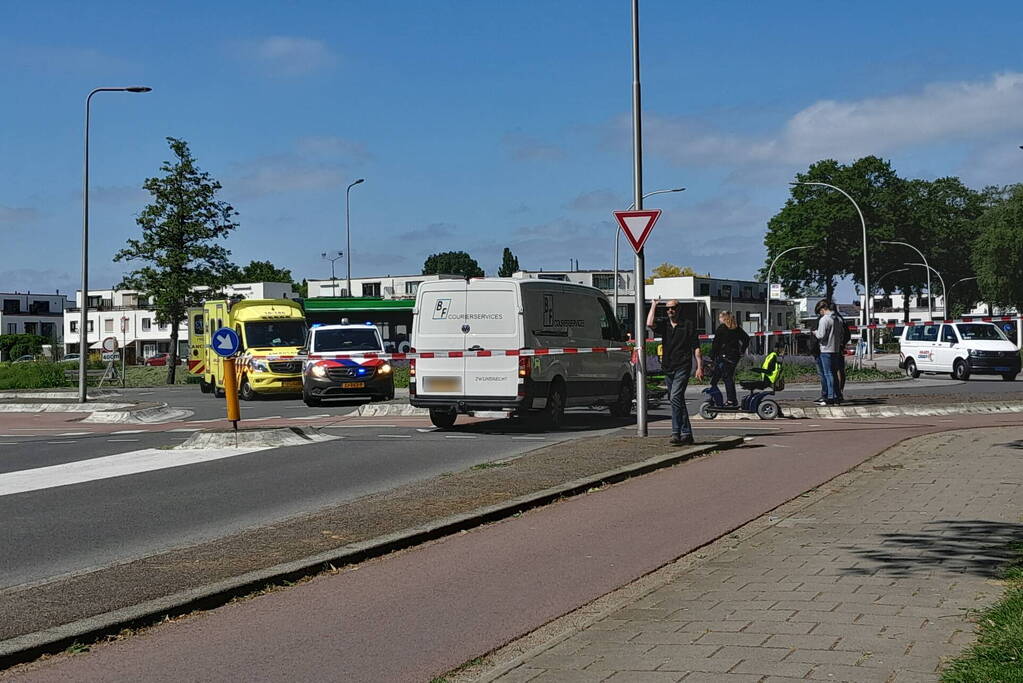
[{"left": 211, "top": 327, "right": 241, "bottom": 358}]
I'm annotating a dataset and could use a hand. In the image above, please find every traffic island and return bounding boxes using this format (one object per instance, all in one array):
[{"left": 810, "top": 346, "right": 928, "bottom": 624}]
[
  {"left": 177, "top": 426, "right": 339, "bottom": 449},
  {"left": 0, "top": 431, "right": 741, "bottom": 668}
]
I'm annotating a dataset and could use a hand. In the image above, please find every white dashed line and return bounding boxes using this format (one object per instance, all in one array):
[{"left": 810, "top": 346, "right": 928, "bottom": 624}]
[
  {"left": 511, "top": 436, "right": 546, "bottom": 440},
  {"left": 57, "top": 432, "right": 93, "bottom": 436},
  {"left": 293, "top": 414, "right": 330, "bottom": 420},
  {"left": 168, "top": 428, "right": 200, "bottom": 433},
  {"left": 416, "top": 428, "right": 437, "bottom": 433},
  {"left": 112, "top": 430, "right": 146, "bottom": 435},
  {"left": 108, "top": 439, "right": 141, "bottom": 443},
  {"left": 45, "top": 441, "right": 78, "bottom": 444},
  {"left": 444, "top": 435, "right": 477, "bottom": 439}
]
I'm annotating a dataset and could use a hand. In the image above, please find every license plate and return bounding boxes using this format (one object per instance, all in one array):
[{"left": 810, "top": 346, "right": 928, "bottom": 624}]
[
  {"left": 995, "top": 367, "right": 1010, "bottom": 372},
  {"left": 424, "top": 376, "right": 461, "bottom": 392},
  {"left": 341, "top": 382, "right": 365, "bottom": 389}
]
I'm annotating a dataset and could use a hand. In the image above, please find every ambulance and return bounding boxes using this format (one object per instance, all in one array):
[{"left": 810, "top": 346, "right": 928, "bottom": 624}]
[{"left": 187, "top": 298, "right": 308, "bottom": 399}]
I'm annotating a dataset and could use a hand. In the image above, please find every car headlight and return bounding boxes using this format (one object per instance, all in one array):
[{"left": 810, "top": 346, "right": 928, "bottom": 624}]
[
  {"left": 378, "top": 363, "right": 392, "bottom": 374},
  {"left": 310, "top": 363, "right": 328, "bottom": 378},
  {"left": 968, "top": 349, "right": 982, "bottom": 357},
  {"left": 251, "top": 359, "right": 271, "bottom": 372}
]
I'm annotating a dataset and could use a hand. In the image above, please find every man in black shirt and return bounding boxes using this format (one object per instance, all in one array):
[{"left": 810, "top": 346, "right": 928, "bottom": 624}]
[{"left": 647, "top": 298, "right": 704, "bottom": 446}]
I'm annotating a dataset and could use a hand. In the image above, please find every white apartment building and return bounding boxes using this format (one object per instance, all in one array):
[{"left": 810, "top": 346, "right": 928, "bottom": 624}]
[
  {"left": 307, "top": 274, "right": 463, "bottom": 299},
  {"left": 64, "top": 282, "right": 298, "bottom": 362},
  {"left": 646, "top": 276, "right": 797, "bottom": 336},
  {"left": 0, "top": 291, "right": 68, "bottom": 357},
  {"left": 513, "top": 269, "right": 637, "bottom": 322}
]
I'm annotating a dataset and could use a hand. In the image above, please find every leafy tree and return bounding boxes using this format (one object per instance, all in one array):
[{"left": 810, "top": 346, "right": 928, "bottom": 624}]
[
  {"left": 497, "top": 247, "right": 520, "bottom": 278},
  {"left": 295, "top": 279, "right": 309, "bottom": 298},
  {"left": 762, "top": 156, "right": 905, "bottom": 304},
  {"left": 645, "top": 262, "right": 702, "bottom": 284},
  {"left": 0, "top": 334, "right": 47, "bottom": 361},
  {"left": 422, "top": 251, "right": 484, "bottom": 278},
  {"left": 972, "top": 184, "right": 1023, "bottom": 313},
  {"left": 231, "top": 260, "right": 294, "bottom": 284},
  {"left": 115, "top": 137, "right": 239, "bottom": 383}
]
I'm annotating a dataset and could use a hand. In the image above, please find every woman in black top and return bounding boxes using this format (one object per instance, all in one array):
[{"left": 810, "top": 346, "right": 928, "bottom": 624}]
[{"left": 709, "top": 311, "right": 750, "bottom": 405}]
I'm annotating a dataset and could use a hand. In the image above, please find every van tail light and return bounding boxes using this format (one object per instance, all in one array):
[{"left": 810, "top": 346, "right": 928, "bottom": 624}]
[
  {"left": 409, "top": 358, "right": 416, "bottom": 377},
  {"left": 518, "top": 356, "right": 530, "bottom": 379}
]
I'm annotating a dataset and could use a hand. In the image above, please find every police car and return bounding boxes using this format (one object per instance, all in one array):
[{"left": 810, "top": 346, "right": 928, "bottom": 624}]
[{"left": 301, "top": 323, "right": 396, "bottom": 406}]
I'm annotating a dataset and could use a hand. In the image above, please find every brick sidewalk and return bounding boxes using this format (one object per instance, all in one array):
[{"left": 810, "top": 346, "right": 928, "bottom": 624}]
[{"left": 484, "top": 426, "right": 1023, "bottom": 682}]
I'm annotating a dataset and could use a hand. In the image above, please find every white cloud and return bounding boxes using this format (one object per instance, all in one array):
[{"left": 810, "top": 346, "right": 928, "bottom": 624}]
[
  {"left": 567, "top": 189, "right": 620, "bottom": 212},
  {"left": 226, "top": 155, "right": 346, "bottom": 198},
  {"left": 232, "top": 36, "right": 337, "bottom": 77},
  {"left": 0, "top": 206, "right": 39, "bottom": 224},
  {"left": 502, "top": 131, "right": 564, "bottom": 162},
  {"left": 645, "top": 72, "right": 1023, "bottom": 167},
  {"left": 296, "top": 136, "right": 371, "bottom": 161}
]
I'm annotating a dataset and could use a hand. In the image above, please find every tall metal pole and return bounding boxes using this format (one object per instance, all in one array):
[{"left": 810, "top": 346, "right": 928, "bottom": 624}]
[
  {"left": 946, "top": 276, "right": 978, "bottom": 320},
  {"left": 79, "top": 86, "right": 151, "bottom": 403},
  {"left": 791, "top": 181, "right": 872, "bottom": 359},
  {"left": 630, "top": 0, "right": 648, "bottom": 437},
  {"left": 345, "top": 178, "right": 364, "bottom": 297},
  {"left": 882, "top": 241, "right": 932, "bottom": 321},
  {"left": 765, "top": 245, "right": 812, "bottom": 350},
  {"left": 906, "top": 263, "right": 945, "bottom": 319},
  {"left": 613, "top": 187, "right": 684, "bottom": 316}
]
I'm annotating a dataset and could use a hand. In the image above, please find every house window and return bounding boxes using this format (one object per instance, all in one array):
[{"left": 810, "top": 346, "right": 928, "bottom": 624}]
[
  {"left": 142, "top": 318, "right": 152, "bottom": 332},
  {"left": 362, "top": 282, "right": 381, "bottom": 297},
  {"left": 29, "top": 300, "right": 50, "bottom": 314},
  {"left": 592, "top": 274, "right": 615, "bottom": 291},
  {"left": 87, "top": 296, "right": 102, "bottom": 308},
  {"left": 24, "top": 322, "right": 38, "bottom": 334},
  {"left": 122, "top": 294, "right": 139, "bottom": 307},
  {"left": 405, "top": 281, "right": 422, "bottom": 295},
  {"left": 2, "top": 299, "right": 19, "bottom": 314},
  {"left": 70, "top": 321, "right": 78, "bottom": 333},
  {"left": 87, "top": 321, "right": 94, "bottom": 333},
  {"left": 742, "top": 286, "right": 753, "bottom": 299},
  {"left": 104, "top": 318, "right": 114, "bottom": 332},
  {"left": 720, "top": 285, "right": 732, "bottom": 299},
  {"left": 698, "top": 283, "right": 710, "bottom": 296},
  {"left": 6, "top": 323, "right": 16, "bottom": 334},
  {"left": 41, "top": 323, "right": 54, "bottom": 338}
]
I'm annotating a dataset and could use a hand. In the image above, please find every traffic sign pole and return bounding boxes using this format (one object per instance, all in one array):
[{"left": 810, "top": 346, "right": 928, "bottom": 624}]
[
  {"left": 222, "top": 358, "right": 240, "bottom": 430},
  {"left": 631, "top": 0, "right": 647, "bottom": 438}
]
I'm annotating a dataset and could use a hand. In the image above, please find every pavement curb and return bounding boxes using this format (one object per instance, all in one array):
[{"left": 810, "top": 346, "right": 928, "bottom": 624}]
[
  {"left": 80, "top": 404, "right": 192, "bottom": 424},
  {"left": 0, "top": 436, "right": 743, "bottom": 669},
  {"left": 176, "top": 427, "right": 339, "bottom": 449},
  {"left": 0, "top": 402, "right": 131, "bottom": 413},
  {"left": 694, "top": 399, "right": 1023, "bottom": 420}
]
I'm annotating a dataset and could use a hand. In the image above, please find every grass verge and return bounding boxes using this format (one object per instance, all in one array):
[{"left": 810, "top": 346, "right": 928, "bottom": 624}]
[{"left": 941, "top": 542, "right": 1023, "bottom": 682}]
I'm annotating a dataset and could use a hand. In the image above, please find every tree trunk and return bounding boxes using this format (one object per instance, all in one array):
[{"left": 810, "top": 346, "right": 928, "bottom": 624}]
[
  {"left": 903, "top": 285, "right": 911, "bottom": 324},
  {"left": 167, "top": 319, "right": 179, "bottom": 384}
]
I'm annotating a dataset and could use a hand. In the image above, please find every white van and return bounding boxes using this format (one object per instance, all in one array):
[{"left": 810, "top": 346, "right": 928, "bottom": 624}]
[
  {"left": 899, "top": 321, "right": 1020, "bottom": 381},
  {"left": 410, "top": 278, "right": 634, "bottom": 429}
]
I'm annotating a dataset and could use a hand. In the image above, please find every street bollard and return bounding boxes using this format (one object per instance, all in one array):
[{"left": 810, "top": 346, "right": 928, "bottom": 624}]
[{"left": 222, "top": 357, "right": 240, "bottom": 430}]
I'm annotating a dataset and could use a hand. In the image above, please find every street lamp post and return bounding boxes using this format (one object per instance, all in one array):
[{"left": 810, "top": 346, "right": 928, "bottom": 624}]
[
  {"left": 791, "top": 181, "right": 873, "bottom": 359},
  {"left": 906, "top": 263, "right": 946, "bottom": 320},
  {"left": 946, "top": 277, "right": 978, "bottom": 319},
  {"left": 323, "top": 249, "right": 343, "bottom": 284},
  {"left": 765, "top": 245, "right": 812, "bottom": 350},
  {"left": 80, "top": 86, "right": 152, "bottom": 404},
  {"left": 612, "top": 187, "right": 685, "bottom": 315},
  {"left": 345, "top": 178, "right": 365, "bottom": 297},
  {"left": 882, "top": 241, "right": 933, "bottom": 321}
]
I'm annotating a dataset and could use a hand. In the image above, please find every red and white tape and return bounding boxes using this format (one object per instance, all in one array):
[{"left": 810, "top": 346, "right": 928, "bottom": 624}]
[{"left": 280, "top": 347, "right": 633, "bottom": 361}]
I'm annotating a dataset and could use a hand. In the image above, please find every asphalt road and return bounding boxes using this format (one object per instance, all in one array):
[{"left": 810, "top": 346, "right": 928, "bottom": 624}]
[{"left": 10, "top": 412, "right": 1020, "bottom": 682}]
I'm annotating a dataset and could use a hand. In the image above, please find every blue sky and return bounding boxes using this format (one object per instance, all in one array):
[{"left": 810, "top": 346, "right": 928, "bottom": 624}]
[{"left": 3, "top": 1, "right": 1023, "bottom": 303}]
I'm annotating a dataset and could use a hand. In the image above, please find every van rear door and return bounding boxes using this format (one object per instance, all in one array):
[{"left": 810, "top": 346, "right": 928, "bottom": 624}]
[
  {"left": 463, "top": 281, "right": 521, "bottom": 398},
  {"left": 414, "top": 281, "right": 468, "bottom": 397}
]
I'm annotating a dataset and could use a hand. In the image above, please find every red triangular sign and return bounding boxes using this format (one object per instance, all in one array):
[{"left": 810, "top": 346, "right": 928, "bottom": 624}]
[{"left": 613, "top": 209, "right": 661, "bottom": 253}]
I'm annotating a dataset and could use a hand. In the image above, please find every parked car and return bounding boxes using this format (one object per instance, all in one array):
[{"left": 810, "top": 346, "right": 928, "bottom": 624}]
[
  {"left": 12, "top": 355, "right": 37, "bottom": 363},
  {"left": 144, "top": 353, "right": 182, "bottom": 367},
  {"left": 61, "top": 353, "right": 81, "bottom": 364},
  {"left": 301, "top": 323, "right": 395, "bottom": 406},
  {"left": 899, "top": 322, "right": 1020, "bottom": 381}
]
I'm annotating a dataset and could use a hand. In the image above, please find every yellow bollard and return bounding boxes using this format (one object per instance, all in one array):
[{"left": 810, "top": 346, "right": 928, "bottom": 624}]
[{"left": 222, "top": 357, "right": 240, "bottom": 430}]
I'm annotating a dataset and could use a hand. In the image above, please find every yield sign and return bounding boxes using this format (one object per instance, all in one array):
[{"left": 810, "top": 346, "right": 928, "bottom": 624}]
[{"left": 613, "top": 209, "right": 662, "bottom": 253}]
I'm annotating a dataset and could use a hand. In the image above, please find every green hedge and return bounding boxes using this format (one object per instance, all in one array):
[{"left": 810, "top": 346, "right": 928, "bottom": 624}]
[{"left": 0, "top": 362, "right": 70, "bottom": 389}]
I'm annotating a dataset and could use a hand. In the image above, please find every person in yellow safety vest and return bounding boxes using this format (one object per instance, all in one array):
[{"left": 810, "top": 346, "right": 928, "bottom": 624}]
[{"left": 761, "top": 343, "right": 785, "bottom": 389}]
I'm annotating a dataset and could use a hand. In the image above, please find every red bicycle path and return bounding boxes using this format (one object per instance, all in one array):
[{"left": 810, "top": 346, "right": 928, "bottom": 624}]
[{"left": 8, "top": 412, "right": 1021, "bottom": 683}]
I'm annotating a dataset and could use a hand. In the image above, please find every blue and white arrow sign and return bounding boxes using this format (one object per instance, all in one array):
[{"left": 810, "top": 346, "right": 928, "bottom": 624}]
[{"left": 211, "top": 327, "right": 241, "bottom": 357}]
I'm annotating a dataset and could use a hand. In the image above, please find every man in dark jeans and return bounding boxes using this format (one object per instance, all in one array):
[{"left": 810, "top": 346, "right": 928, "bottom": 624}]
[{"left": 647, "top": 298, "right": 704, "bottom": 446}]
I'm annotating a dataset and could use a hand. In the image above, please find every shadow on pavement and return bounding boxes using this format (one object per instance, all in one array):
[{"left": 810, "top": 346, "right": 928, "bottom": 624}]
[
  {"left": 841, "top": 520, "right": 1023, "bottom": 578},
  {"left": 996, "top": 439, "right": 1023, "bottom": 450},
  {"left": 444, "top": 411, "right": 648, "bottom": 436}
]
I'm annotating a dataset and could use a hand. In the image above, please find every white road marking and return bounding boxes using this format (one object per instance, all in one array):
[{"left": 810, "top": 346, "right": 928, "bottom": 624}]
[
  {"left": 168, "top": 428, "right": 200, "bottom": 433},
  {"left": 0, "top": 445, "right": 271, "bottom": 497},
  {"left": 445, "top": 435, "right": 477, "bottom": 439},
  {"left": 378, "top": 434, "right": 412, "bottom": 438},
  {"left": 294, "top": 414, "right": 331, "bottom": 420},
  {"left": 57, "top": 432, "right": 93, "bottom": 436},
  {"left": 691, "top": 425, "right": 781, "bottom": 431},
  {"left": 323, "top": 424, "right": 397, "bottom": 428},
  {"left": 112, "top": 430, "right": 146, "bottom": 435},
  {"left": 0, "top": 434, "right": 30, "bottom": 437},
  {"left": 11, "top": 428, "right": 67, "bottom": 431},
  {"left": 45, "top": 441, "right": 78, "bottom": 444},
  {"left": 416, "top": 428, "right": 437, "bottom": 433},
  {"left": 512, "top": 436, "right": 546, "bottom": 440}
]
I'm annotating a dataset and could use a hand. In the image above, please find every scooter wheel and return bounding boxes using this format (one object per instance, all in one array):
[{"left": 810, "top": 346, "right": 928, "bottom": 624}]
[
  {"left": 699, "top": 401, "right": 717, "bottom": 420},
  {"left": 757, "top": 399, "right": 780, "bottom": 420}
]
